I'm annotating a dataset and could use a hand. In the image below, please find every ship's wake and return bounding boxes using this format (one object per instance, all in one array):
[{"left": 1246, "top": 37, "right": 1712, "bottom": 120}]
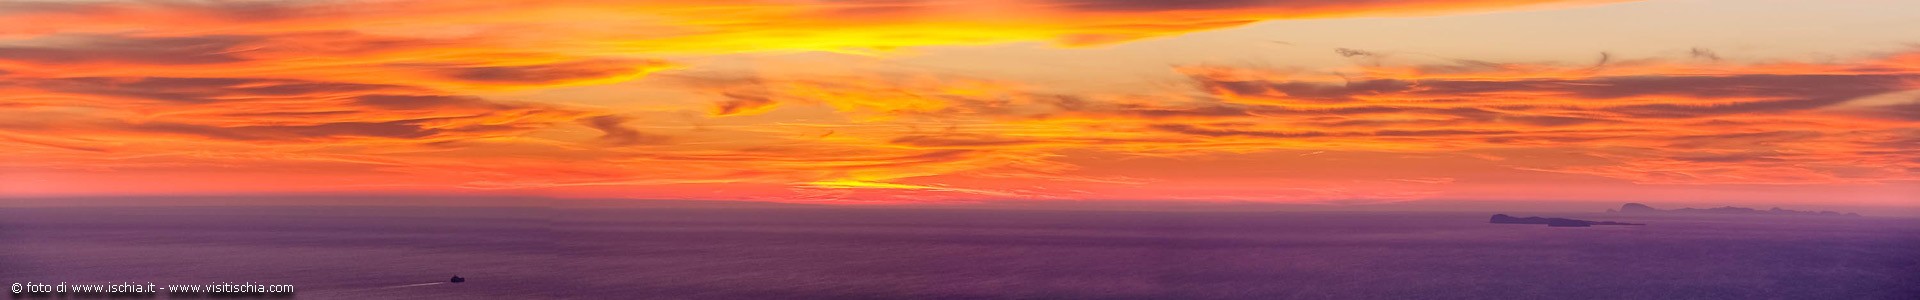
[{"left": 379, "top": 282, "right": 446, "bottom": 289}]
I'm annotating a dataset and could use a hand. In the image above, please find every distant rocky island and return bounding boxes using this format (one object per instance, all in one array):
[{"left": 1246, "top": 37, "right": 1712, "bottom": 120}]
[
  {"left": 1489, "top": 214, "right": 1644, "bottom": 227},
  {"left": 1609, "top": 203, "right": 1861, "bottom": 217}
]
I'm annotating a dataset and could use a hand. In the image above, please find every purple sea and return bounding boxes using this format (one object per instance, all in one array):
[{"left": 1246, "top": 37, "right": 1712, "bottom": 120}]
[{"left": 3, "top": 206, "right": 1917, "bottom": 299}]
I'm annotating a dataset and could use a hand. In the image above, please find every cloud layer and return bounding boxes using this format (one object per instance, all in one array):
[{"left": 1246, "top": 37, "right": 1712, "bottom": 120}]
[{"left": 1, "top": 0, "right": 1914, "bottom": 206}]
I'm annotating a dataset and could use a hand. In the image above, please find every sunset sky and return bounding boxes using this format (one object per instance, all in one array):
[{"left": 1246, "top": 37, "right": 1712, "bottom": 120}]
[{"left": 1, "top": 0, "right": 1915, "bottom": 207}]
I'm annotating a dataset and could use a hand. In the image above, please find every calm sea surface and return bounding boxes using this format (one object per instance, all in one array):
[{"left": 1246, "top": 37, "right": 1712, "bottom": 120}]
[{"left": 3, "top": 206, "right": 1916, "bottom": 299}]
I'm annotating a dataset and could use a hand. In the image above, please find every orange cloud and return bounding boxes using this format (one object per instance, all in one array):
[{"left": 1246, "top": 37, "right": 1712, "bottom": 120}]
[{"left": 0, "top": 0, "right": 1627, "bottom": 53}]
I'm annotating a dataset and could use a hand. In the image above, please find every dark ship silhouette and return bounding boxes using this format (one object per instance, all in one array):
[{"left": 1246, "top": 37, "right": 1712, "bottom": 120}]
[{"left": 451, "top": 276, "right": 465, "bottom": 283}]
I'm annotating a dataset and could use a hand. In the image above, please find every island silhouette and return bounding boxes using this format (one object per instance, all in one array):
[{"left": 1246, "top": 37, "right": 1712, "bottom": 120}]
[
  {"left": 1489, "top": 214, "right": 1644, "bottom": 227},
  {"left": 1609, "top": 203, "right": 1861, "bottom": 217}
]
